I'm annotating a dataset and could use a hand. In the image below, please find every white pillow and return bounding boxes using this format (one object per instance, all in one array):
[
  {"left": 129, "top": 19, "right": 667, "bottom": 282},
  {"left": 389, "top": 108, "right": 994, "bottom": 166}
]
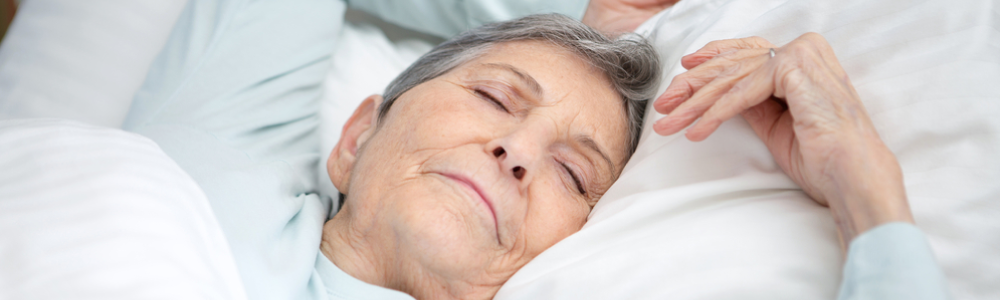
[
  {"left": 496, "top": 0, "right": 1000, "bottom": 299},
  {"left": 0, "top": 119, "right": 246, "bottom": 300},
  {"left": 0, "top": 0, "right": 186, "bottom": 127}
]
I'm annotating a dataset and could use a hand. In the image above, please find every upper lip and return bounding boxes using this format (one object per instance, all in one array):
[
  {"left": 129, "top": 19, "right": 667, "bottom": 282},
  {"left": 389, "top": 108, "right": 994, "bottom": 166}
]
[{"left": 437, "top": 172, "right": 500, "bottom": 242}]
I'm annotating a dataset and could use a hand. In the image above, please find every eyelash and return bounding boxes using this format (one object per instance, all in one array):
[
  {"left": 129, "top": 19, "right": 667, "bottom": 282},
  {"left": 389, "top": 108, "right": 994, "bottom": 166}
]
[
  {"left": 560, "top": 162, "right": 586, "bottom": 195},
  {"left": 474, "top": 88, "right": 510, "bottom": 113}
]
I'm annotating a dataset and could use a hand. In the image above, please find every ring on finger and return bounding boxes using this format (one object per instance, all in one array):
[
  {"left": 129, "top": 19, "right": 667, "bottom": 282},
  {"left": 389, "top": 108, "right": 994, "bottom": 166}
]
[{"left": 769, "top": 48, "right": 776, "bottom": 58}]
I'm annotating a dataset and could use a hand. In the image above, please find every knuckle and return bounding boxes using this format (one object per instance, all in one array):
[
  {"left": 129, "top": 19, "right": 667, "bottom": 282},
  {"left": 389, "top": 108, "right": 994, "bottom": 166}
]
[
  {"left": 715, "top": 49, "right": 740, "bottom": 60},
  {"left": 749, "top": 36, "right": 772, "bottom": 47},
  {"left": 783, "top": 40, "right": 817, "bottom": 58},
  {"left": 701, "top": 40, "right": 728, "bottom": 52},
  {"left": 801, "top": 32, "right": 826, "bottom": 42}
]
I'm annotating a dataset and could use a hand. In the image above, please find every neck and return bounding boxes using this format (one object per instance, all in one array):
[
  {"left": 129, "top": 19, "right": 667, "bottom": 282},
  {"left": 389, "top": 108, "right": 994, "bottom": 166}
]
[
  {"left": 320, "top": 205, "right": 482, "bottom": 300},
  {"left": 320, "top": 210, "right": 392, "bottom": 288}
]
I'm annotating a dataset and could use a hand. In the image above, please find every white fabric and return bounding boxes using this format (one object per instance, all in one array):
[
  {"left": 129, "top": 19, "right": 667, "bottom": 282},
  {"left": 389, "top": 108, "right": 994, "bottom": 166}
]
[
  {"left": 0, "top": 119, "right": 247, "bottom": 300},
  {"left": 0, "top": 0, "right": 187, "bottom": 127},
  {"left": 496, "top": 0, "right": 1000, "bottom": 299}
]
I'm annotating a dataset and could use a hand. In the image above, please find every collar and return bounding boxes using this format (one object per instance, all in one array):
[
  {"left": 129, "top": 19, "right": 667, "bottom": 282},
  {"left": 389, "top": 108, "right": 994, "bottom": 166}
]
[{"left": 315, "top": 252, "right": 416, "bottom": 300}]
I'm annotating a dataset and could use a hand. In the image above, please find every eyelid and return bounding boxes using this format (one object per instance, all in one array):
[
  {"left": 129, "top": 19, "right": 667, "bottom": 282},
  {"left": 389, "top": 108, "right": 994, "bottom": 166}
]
[
  {"left": 559, "top": 161, "right": 586, "bottom": 195},
  {"left": 472, "top": 85, "right": 511, "bottom": 113}
]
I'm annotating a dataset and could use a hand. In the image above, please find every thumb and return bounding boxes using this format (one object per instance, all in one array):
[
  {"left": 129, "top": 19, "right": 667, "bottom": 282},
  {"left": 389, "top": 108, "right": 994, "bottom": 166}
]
[{"left": 741, "top": 99, "right": 795, "bottom": 167}]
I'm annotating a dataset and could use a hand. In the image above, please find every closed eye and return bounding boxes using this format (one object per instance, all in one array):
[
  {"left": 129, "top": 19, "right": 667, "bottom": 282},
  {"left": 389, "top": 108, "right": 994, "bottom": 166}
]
[
  {"left": 560, "top": 162, "right": 586, "bottom": 195},
  {"left": 474, "top": 87, "right": 510, "bottom": 113}
]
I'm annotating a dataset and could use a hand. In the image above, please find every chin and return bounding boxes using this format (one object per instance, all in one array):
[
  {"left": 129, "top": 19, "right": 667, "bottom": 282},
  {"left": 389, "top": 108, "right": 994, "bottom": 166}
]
[{"left": 388, "top": 180, "right": 501, "bottom": 276}]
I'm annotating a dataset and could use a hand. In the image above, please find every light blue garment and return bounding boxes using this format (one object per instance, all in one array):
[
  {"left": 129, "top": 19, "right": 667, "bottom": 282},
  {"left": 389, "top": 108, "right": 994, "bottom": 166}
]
[
  {"left": 838, "top": 223, "right": 950, "bottom": 300},
  {"left": 347, "top": 0, "right": 588, "bottom": 38},
  {"left": 123, "top": 0, "right": 585, "bottom": 299},
  {"left": 312, "top": 253, "right": 415, "bottom": 300},
  {"left": 124, "top": 1, "right": 342, "bottom": 299}
]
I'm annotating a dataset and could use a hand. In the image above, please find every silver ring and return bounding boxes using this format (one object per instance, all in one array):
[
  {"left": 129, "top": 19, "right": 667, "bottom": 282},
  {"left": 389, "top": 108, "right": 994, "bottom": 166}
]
[{"left": 769, "top": 48, "right": 776, "bottom": 58}]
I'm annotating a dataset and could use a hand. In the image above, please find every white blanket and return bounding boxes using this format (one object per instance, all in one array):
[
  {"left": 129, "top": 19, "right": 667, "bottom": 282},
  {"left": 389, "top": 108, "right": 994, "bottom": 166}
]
[{"left": 0, "top": 119, "right": 246, "bottom": 300}]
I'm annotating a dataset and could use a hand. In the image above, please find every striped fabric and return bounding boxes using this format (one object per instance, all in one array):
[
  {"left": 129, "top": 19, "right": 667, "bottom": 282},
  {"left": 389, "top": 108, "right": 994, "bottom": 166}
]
[{"left": 0, "top": 118, "right": 246, "bottom": 300}]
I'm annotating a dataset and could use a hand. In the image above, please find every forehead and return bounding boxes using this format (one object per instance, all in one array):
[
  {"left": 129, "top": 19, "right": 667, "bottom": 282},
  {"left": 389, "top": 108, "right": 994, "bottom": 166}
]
[{"left": 445, "top": 41, "right": 630, "bottom": 165}]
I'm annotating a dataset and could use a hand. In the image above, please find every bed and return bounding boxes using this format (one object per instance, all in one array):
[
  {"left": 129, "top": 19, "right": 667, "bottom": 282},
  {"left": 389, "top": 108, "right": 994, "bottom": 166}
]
[{"left": 1, "top": 0, "right": 998, "bottom": 299}]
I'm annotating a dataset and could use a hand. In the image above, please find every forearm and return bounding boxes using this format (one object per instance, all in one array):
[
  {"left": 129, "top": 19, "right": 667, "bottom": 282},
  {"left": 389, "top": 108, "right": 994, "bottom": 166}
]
[{"left": 824, "top": 133, "right": 913, "bottom": 246}]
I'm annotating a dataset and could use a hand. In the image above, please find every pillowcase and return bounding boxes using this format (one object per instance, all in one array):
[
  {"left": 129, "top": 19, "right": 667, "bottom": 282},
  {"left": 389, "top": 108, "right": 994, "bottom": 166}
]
[
  {"left": 495, "top": 0, "right": 1000, "bottom": 299},
  {"left": 0, "top": 0, "right": 186, "bottom": 127}
]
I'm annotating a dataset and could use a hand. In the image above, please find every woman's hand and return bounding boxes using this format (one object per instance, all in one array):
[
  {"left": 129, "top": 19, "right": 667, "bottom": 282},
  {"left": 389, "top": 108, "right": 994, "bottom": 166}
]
[
  {"left": 652, "top": 33, "right": 914, "bottom": 245},
  {"left": 582, "top": 0, "right": 679, "bottom": 33}
]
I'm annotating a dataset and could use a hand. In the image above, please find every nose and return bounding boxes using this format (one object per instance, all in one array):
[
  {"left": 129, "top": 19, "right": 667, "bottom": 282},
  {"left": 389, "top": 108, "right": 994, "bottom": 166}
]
[
  {"left": 491, "top": 146, "right": 526, "bottom": 180},
  {"left": 486, "top": 124, "right": 553, "bottom": 182}
]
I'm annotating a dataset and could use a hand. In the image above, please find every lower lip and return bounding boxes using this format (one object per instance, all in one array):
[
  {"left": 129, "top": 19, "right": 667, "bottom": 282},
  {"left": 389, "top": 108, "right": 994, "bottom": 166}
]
[{"left": 441, "top": 174, "right": 498, "bottom": 226}]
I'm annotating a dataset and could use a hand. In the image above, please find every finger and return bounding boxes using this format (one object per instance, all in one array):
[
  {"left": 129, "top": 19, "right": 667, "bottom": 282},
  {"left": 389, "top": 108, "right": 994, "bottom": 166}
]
[
  {"left": 655, "top": 51, "right": 771, "bottom": 137},
  {"left": 684, "top": 58, "right": 778, "bottom": 141},
  {"left": 653, "top": 68, "right": 717, "bottom": 115},
  {"left": 654, "top": 48, "right": 771, "bottom": 115},
  {"left": 681, "top": 36, "right": 776, "bottom": 69}
]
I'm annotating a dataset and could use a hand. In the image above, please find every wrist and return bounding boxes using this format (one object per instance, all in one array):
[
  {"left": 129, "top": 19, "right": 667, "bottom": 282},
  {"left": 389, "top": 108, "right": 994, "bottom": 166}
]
[{"left": 824, "top": 138, "right": 914, "bottom": 245}]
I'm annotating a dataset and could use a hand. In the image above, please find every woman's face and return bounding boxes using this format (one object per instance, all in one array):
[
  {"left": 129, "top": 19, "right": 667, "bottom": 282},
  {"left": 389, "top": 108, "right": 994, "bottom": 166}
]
[{"left": 326, "top": 40, "right": 629, "bottom": 299}]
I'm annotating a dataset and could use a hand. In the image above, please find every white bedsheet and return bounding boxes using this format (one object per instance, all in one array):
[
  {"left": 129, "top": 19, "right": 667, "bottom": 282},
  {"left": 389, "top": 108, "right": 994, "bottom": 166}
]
[{"left": 0, "top": 119, "right": 246, "bottom": 300}]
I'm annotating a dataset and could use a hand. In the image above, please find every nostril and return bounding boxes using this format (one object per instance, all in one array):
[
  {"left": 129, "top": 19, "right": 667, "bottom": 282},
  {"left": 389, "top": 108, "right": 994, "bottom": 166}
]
[
  {"left": 512, "top": 166, "right": 525, "bottom": 180},
  {"left": 492, "top": 147, "right": 505, "bottom": 158}
]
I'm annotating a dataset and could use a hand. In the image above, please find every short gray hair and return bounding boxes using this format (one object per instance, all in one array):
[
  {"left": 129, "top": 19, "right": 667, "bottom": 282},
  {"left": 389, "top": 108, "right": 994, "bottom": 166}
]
[{"left": 378, "top": 14, "right": 660, "bottom": 162}]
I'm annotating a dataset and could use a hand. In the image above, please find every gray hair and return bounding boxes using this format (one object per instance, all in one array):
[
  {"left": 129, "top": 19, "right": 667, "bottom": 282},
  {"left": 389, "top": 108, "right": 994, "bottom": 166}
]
[{"left": 378, "top": 14, "right": 660, "bottom": 162}]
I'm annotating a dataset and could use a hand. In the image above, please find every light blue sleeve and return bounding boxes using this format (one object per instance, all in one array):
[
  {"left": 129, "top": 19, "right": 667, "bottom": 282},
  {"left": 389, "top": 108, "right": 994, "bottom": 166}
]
[
  {"left": 345, "top": 0, "right": 589, "bottom": 38},
  {"left": 838, "top": 222, "right": 951, "bottom": 300}
]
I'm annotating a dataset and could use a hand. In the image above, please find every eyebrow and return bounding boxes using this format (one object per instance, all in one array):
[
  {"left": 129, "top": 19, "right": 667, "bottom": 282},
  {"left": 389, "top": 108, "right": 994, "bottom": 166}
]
[
  {"left": 482, "top": 63, "right": 544, "bottom": 99},
  {"left": 577, "top": 135, "right": 617, "bottom": 175}
]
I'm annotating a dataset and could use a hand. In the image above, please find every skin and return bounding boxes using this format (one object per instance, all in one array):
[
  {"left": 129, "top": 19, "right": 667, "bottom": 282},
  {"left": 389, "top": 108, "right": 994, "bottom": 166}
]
[
  {"left": 322, "top": 41, "right": 629, "bottom": 300},
  {"left": 582, "top": 0, "right": 681, "bottom": 33},
  {"left": 652, "top": 33, "right": 914, "bottom": 247}
]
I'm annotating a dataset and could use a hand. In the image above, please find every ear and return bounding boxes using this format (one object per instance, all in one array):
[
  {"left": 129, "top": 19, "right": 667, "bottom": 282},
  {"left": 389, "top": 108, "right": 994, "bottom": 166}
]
[{"left": 327, "top": 94, "right": 383, "bottom": 194}]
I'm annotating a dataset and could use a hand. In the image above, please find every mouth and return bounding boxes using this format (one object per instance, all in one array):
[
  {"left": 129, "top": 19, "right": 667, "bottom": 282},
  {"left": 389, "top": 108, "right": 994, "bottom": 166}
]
[{"left": 436, "top": 172, "right": 501, "bottom": 243}]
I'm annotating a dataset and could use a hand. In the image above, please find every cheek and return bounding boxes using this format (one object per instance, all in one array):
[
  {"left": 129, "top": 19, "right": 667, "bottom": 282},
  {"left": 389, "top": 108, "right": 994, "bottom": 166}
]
[
  {"left": 518, "top": 179, "right": 590, "bottom": 255},
  {"left": 352, "top": 95, "right": 489, "bottom": 188},
  {"left": 385, "top": 90, "right": 503, "bottom": 148}
]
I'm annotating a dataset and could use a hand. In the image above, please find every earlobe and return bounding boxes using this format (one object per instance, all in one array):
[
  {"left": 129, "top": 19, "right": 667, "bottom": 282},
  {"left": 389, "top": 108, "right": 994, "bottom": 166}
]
[{"left": 327, "top": 94, "right": 383, "bottom": 193}]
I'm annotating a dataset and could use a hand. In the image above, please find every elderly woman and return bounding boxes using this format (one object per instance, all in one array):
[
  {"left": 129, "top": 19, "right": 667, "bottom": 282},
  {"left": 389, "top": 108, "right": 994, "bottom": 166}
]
[{"left": 6, "top": 0, "right": 944, "bottom": 299}]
